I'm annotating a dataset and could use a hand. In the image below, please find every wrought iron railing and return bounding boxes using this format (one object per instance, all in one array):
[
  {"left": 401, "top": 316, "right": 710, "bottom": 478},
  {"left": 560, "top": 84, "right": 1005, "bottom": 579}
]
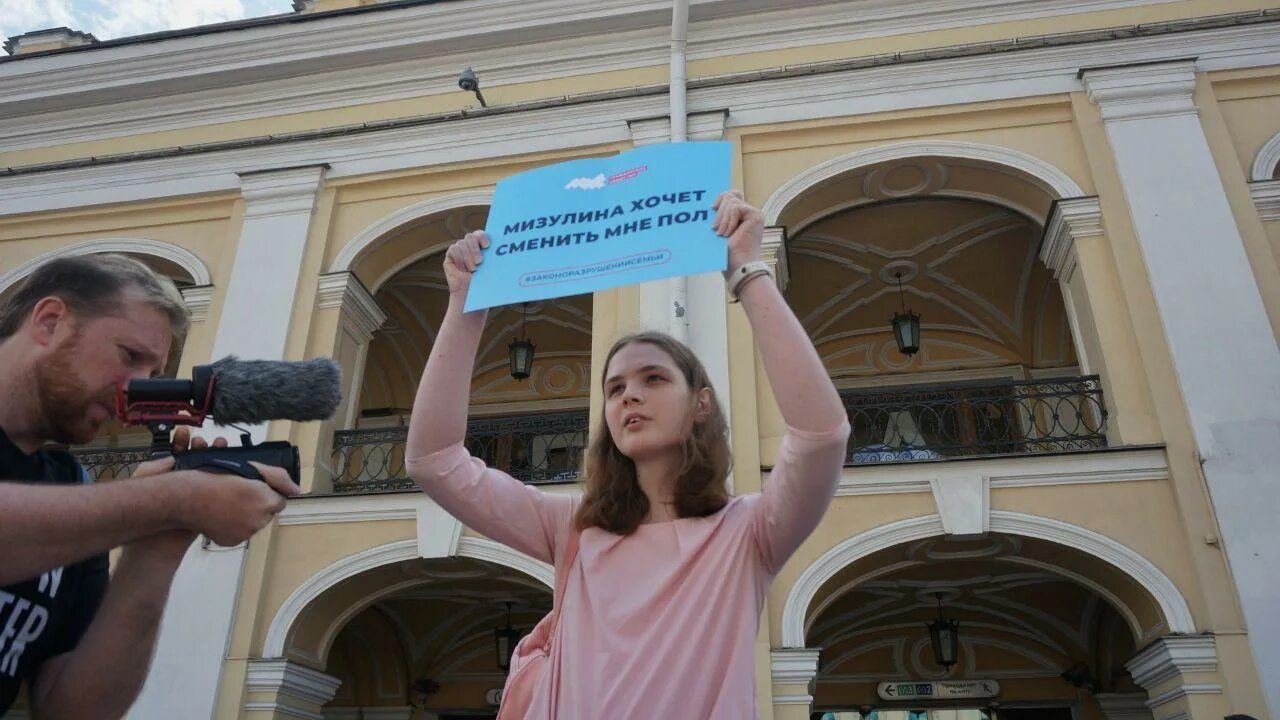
[
  {"left": 841, "top": 375, "right": 1107, "bottom": 464},
  {"left": 69, "top": 446, "right": 152, "bottom": 481},
  {"left": 330, "top": 409, "right": 590, "bottom": 494}
]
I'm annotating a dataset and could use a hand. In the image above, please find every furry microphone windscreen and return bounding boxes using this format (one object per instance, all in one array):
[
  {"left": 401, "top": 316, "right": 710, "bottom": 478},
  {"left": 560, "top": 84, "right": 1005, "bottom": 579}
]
[{"left": 208, "top": 356, "right": 343, "bottom": 425}]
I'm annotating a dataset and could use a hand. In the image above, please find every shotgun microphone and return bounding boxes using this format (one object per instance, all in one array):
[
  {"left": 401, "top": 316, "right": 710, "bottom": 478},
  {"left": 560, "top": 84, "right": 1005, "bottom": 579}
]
[{"left": 118, "top": 356, "right": 344, "bottom": 482}]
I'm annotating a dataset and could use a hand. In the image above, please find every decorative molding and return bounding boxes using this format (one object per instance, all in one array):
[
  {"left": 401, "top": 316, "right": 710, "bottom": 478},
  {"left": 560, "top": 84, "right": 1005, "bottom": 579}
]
[
  {"left": 324, "top": 709, "right": 413, "bottom": 720},
  {"left": 245, "top": 659, "right": 342, "bottom": 716},
  {"left": 263, "top": 533, "right": 553, "bottom": 658},
  {"left": 771, "top": 648, "right": 822, "bottom": 682},
  {"left": 999, "top": 512, "right": 1196, "bottom": 633},
  {"left": 1126, "top": 635, "right": 1218, "bottom": 690},
  {"left": 1143, "top": 683, "right": 1224, "bottom": 709},
  {"left": 782, "top": 515, "right": 945, "bottom": 646},
  {"left": 771, "top": 647, "right": 819, "bottom": 707},
  {"left": 1251, "top": 179, "right": 1280, "bottom": 222},
  {"left": 1251, "top": 132, "right": 1280, "bottom": 181},
  {"left": 277, "top": 493, "right": 424, "bottom": 525},
  {"left": 179, "top": 284, "right": 214, "bottom": 323},
  {"left": 780, "top": 508, "right": 1194, "bottom": 647},
  {"left": 239, "top": 165, "right": 327, "bottom": 220},
  {"left": 1081, "top": 60, "right": 1199, "bottom": 122},
  {"left": 832, "top": 446, "right": 1169, "bottom": 496},
  {"left": 0, "top": 237, "right": 213, "bottom": 297},
  {"left": 317, "top": 271, "right": 387, "bottom": 344},
  {"left": 1040, "top": 197, "right": 1104, "bottom": 280},
  {"left": 457, "top": 536, "right": 554, "bottom": 588},
  {"left": 761, "top": 226, "right": 790, "bottom": 292},
  {"left": 329, "top": 190, "right": 494, "bottom": 277},
  {"left": 628, "top": 109, "right": 728, "bottom": 145},
  {"left": 264, "top": 539, "right": 420, "bottom": 657},
  {"left": 0, "top": 0, "right": 1182, "bottom": 151},
  {"left": 762, "top": 140, "right": 1087, "bottom": 226},
  {"left": 8, "top": 22, "right": 1280, "bottom": 217},
  {"left": 243, "top": 704, "right": 325, "bottom": 720},
  {"left": 929, "top": 473, "right": 989, "bottom": 535},
  {"left": 1095, "top": 692, "right": 1155, "bottom": 720}
]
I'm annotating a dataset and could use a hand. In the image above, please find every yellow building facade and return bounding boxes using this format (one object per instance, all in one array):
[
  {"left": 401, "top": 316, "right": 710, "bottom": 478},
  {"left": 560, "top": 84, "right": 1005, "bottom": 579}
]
[{"left": 2, "top": 1, "right": 1280, "bottom": 719}]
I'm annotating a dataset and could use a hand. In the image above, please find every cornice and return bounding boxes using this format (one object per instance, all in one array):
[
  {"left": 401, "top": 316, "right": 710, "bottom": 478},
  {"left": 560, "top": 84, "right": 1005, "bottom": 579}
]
[{"left": 0, "top": 2, "right": 1251, "bottom": 153}]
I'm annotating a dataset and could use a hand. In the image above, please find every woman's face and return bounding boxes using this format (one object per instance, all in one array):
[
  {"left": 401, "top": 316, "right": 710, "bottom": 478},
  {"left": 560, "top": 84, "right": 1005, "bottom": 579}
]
[{"left": 603, "top": 342, "right": 706, "bottom": 463}]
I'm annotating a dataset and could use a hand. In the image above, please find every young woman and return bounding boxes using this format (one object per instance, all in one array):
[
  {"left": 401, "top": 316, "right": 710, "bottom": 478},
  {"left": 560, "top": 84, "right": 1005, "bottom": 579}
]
[{"left": 406, "top": 190, "right": 850, "bottom": 719}]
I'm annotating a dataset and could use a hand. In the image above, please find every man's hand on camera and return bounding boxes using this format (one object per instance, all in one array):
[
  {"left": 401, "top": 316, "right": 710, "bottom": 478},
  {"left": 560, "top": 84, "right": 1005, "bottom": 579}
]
[{"left": 130, "top": 427, "right": 301, "bottom": 556}]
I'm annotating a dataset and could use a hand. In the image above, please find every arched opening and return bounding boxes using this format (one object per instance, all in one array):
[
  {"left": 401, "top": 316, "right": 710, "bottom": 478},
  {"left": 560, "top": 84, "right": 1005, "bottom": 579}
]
[
  {"left": 772, "top": 151, "right": 1104, "bottom": 464},
  {"left": 275, "top": 546, "right": 552, "bottom": 718},
  {"left": 798, "top": 529, "right": 1179, "bottom": 720},
  {"left": 328, "top": 201, "right": 593, "bottom": 494}
]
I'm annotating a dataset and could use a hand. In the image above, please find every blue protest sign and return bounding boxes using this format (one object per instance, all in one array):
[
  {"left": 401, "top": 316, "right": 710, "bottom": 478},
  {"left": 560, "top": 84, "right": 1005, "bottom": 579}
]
[{"left": 464, "top": 141, "right": 733, "bottom": 312}]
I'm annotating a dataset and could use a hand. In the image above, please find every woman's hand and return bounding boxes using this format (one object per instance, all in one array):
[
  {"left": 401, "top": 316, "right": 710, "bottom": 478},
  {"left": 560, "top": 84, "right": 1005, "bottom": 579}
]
[
  {"left": 443, "top": 230, "right": 490, "bottom": 298},
  {"left": 713, "top": 190, "right": 765, "bottom": 278}
]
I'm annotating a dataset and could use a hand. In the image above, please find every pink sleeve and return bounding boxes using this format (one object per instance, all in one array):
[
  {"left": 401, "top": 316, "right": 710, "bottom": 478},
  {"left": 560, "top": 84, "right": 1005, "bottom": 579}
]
[
  {"left": 406, "top": 442, "right": 576, "bottom": 565},
  {"left": 749, "top": 419, "right": 851, "bottom": 575}
]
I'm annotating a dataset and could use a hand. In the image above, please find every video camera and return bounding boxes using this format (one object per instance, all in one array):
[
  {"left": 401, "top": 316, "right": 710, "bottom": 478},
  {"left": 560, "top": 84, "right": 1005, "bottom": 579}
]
[{"left": 116, "top": 356, "right": 342, "bottom": 483}]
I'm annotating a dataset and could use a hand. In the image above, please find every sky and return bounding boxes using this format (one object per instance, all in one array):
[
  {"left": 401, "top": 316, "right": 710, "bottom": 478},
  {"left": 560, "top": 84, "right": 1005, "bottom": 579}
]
[{"left": 1, "top": 0, "right": 296, "bottom": 49}]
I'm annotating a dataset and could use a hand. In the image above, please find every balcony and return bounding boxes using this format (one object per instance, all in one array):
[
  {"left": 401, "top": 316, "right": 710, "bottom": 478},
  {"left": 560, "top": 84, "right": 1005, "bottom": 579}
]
[
  {"left": 68, "top": 377, "right": 1105, "bottom": 491},
  {"left": 330, "top": 409, "right": 590, "bottom": 494},
  {"left": 842, "top": 375, "right": 1107, "bottom": 465}
]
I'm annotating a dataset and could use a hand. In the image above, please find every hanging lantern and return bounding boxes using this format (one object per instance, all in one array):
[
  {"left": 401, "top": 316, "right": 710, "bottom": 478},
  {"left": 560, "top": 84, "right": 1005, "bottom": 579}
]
[
  {"left": 494, "top": 602, "right": 521, "bottom": 672},
  {"left": 891, "top": 271, "right": 921, "bottom": 356},
  {"left": 508, "top": 303, "right": 536, "bottom": 380},
  {"left": 926, "top": 592, "right": 959, "bottom": 669}
]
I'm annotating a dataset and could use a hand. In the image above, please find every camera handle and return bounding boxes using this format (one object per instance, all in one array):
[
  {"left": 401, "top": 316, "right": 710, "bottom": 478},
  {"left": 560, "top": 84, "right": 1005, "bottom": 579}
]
[{"left": 147, "top": 421, "right": 301, "bottom": 483}]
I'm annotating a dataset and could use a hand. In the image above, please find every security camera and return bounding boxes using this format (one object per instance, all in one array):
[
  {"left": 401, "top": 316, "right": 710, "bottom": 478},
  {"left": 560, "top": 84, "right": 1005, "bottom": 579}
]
[{"left": 458, "top": 67, "right": 479, "bottom": 92}]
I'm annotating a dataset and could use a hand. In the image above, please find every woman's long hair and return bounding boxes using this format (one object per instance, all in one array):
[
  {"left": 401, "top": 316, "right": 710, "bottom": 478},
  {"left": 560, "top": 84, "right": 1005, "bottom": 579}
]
[{"left": 574, "top": 331, "right": 732, "bottom": 535}]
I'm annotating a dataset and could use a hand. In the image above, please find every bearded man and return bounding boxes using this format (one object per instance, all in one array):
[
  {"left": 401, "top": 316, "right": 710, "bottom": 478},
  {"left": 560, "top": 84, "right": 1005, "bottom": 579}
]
[{"left": 0, "top": 254, "right": 298, "bottom": 719}]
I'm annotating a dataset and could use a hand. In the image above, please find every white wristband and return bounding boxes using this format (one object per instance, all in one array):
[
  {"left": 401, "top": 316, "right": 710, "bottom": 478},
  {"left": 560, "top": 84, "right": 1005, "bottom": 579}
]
[{"left": 727, "top": 260, "right": 773, "bottom": 303}]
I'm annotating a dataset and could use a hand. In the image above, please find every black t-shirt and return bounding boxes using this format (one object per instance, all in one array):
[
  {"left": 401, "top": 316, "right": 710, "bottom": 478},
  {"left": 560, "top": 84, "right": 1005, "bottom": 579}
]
[{"left": 0, "top": 428, "right": 109, "bottom": 716}]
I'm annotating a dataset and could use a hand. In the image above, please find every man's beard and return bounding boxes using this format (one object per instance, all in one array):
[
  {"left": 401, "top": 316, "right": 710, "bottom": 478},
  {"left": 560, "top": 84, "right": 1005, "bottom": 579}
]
[{"left": 34, "top": 336, "right": 111, "bottom": 446}]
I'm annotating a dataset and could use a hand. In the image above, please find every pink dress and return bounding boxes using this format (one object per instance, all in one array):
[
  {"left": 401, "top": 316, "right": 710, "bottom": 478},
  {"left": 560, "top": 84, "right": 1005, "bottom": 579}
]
[{"left": 407, "top": 419, "right": 850, "bottom": 719}]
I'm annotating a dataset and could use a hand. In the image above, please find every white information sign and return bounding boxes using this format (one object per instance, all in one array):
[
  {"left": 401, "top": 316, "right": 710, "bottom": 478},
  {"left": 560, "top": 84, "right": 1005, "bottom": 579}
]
[{"left": 877, "top": 680, "right": 1000, "bottom": 701}]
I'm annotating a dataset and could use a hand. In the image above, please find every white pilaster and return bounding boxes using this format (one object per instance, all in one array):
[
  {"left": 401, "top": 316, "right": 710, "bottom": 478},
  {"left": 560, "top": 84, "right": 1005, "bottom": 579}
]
[
  {"left": 180, "top": 284, "right": 215, "bottom": 324},
  {"left": 1251, "top": 179, "right": 1280, "bottom": 223},
  {"left": 761, "top": 226, "right": 790, "bottom": 292},
  {"left": 243, "top": 659, "right": 342, "bottom": 720},
  {"left": 1039, "top": 197, "right": 1104, "bottom": 375},
  {"left": 771, "top": 648, "right": 820, "bottom": 707},
  {"left": 1084, "top": 60, "right": 1280, "bottom": 715},
  {"left": 130, "top": 165, "right": 328, "bottom": 720},
  {"left": 317, "top": 271, "right": 386, "bottom": 429},
  {"left": 1126, "top": 635, "right": 1222, "bottom": 712}
]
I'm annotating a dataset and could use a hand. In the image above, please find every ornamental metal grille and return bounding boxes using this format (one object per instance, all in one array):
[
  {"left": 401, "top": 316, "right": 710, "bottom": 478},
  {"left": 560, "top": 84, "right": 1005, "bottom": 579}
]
[
  {"left": 330, "top": 409, "right": 589, "bottom": 493},
  {"left": 841, "top": 375, "right": 1107, "bottom": 464},
  {"left": 69, "top": 446, "right": 152, "bottom": 481}
]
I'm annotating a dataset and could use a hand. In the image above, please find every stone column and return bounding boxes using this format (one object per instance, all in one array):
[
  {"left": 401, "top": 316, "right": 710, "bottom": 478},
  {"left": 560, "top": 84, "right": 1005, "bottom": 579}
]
[
  {"left": 130, "top": 166, "right": 329, "bottom": 720},
  {"left": 1084, "top": 61, "right": 1280, "bottom": 714}
]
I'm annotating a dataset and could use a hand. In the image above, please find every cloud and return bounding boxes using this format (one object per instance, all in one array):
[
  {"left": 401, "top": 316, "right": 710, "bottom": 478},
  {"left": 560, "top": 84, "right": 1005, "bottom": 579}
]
[
  {"left": 565, "top": 174, "right": 606, "bottom": 190},
  {"left": 0, "top": 0, "right": 78, "bottom": 45},
  {"left": 2, "top": 0, "right": 292, "bottom": 47}
]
